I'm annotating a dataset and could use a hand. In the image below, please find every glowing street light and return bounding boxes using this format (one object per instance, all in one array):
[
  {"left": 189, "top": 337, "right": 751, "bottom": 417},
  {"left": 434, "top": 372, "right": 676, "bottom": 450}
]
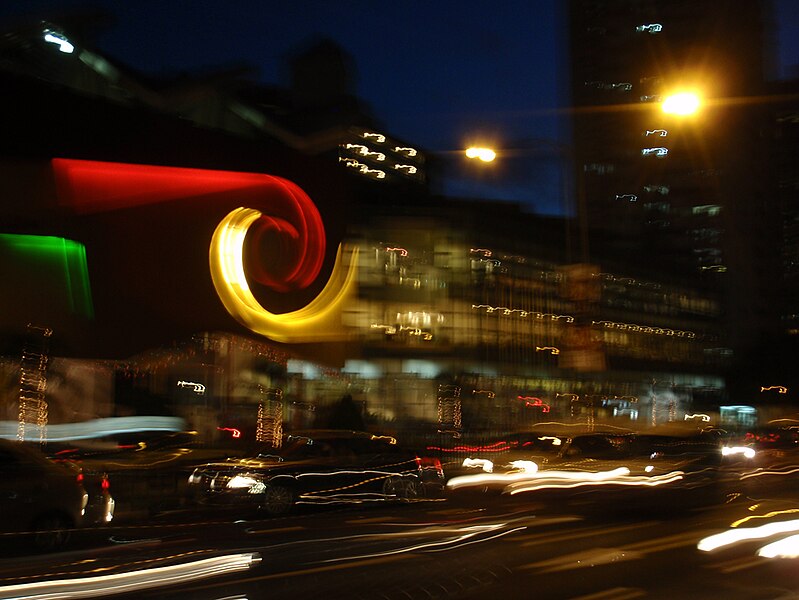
[
  {"left": 465, "top": 147, "right": 496, "bottom": 162},
  {"left": 43, "top": 30, "right": 74, "bottom": 54},
  {"left": 661, "top": 91, "right": 701, "bottom": 116}
]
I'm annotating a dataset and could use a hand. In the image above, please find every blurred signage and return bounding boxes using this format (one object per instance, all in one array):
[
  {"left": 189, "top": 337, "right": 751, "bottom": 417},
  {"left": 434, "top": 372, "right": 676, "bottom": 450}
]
[
  {"left": 558, "top": 263, "right": 601, "bottom": 302},
  {"left": 559, "top": 324, "right": 606, "bottom": 372}
]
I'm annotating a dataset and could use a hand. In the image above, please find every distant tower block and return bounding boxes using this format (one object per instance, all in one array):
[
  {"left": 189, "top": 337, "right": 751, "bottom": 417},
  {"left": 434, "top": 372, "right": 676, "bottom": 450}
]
[
  {"left": 256, "top": 388, "right": 283, "bottom": 448},
  {"left": 18, "top": 324, "right": 52, "bottom": 443}
]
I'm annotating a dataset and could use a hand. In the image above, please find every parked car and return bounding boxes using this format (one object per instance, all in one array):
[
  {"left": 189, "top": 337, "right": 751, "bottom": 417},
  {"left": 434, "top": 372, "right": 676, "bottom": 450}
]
[
  {"left": 186, "top": 430, "right": 446, "bottom": 516},
  {"left": 0, "top": 438, "right": 92, "bottom": 550}
]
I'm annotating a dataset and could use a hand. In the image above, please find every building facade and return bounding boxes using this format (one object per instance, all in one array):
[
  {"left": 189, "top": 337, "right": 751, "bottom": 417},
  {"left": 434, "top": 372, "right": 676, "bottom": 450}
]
[
  {"left": 567, "top": 0, "right": 784, "bottom": 402},
  {"left": 0, "top": 14, "right": 739, "bottom": 445}
]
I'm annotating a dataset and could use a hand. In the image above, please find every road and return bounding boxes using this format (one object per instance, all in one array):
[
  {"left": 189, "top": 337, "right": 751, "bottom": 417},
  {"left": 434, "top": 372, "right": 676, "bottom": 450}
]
[{"left": 1, "top": 481, "right": 798, "bottom": 600}]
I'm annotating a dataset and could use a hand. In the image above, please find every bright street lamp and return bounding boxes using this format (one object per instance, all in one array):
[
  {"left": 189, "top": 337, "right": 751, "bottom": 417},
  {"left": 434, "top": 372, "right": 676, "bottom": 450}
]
[
  {"left": 465, "top": 147, "right": 496, "bottom": 162},
  {"left": 661, "top": 91, "right": 701, "bottom": 116}
]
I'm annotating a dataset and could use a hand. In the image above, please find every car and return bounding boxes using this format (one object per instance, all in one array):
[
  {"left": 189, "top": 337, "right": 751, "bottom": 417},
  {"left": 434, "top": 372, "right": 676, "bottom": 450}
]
[
  {"left": 720, "top": 424, "right": 799, "bottom": 496},
  {"left": 49, "top": 430, "right": 230, "bottom": 520},
  {"left": 447, "top": 428, "right": 724, "bottom": 510},
  {"left": 186, "top": 430, "right": 446, "bottom": 516},
  {"left": 0, "top": 438, "right": 91, "bottom": 550}
]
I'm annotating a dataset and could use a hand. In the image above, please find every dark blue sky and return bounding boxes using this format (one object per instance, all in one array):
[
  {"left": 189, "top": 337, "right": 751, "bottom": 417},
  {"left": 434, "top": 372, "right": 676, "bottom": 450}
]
[{"left": 2, "top": 1, "right": 797, "bottom": 216}]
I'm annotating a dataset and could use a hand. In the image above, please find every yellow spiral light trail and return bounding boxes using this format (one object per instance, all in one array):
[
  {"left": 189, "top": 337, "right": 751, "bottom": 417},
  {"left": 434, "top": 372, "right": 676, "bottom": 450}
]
[{"left": 209, "top": 207, "right": 358, "bottom": 343}]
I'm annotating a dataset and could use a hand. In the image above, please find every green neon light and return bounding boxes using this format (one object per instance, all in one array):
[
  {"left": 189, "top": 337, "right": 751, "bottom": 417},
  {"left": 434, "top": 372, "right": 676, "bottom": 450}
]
[{"left": 0, "top": 234, "right": 94, "bottom": 318}]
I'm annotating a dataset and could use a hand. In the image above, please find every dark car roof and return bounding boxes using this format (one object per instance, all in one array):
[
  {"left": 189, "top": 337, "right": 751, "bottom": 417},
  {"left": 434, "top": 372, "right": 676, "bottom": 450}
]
[{"left": 0, "top": 438, "right": 77, "bottom": 472}]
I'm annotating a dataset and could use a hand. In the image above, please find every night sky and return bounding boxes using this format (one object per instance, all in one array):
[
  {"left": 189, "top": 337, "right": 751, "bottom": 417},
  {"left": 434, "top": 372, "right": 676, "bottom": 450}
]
[{"left": 1, "top": 1, "right": 798, "bottom": 216}]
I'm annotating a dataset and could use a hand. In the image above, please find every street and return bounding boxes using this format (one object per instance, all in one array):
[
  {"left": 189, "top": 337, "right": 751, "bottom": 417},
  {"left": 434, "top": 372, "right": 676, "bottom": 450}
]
[{"left": 1, "top": 480, "right": 798, "bottom": 600}]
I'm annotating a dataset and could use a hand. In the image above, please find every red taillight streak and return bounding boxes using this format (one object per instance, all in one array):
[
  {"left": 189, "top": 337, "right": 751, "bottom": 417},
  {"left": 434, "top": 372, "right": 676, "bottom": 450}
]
[{"left": 416, "top": 456, "right": 444, "bottom": 475}]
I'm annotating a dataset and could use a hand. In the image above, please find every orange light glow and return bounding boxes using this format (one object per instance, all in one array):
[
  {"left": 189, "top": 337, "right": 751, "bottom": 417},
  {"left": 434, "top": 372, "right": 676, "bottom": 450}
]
[
  {"left": 661, "top": 91, "right": 701, "bottom": 116},
  {"left": 465, "top": 147, "right": 496, "bottom": 162}
]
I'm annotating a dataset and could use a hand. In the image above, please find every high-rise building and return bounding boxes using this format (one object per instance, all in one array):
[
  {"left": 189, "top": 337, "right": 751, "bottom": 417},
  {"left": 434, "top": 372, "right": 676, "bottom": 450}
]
[{"left": 567, "top": 0, "right": 780, "bottom": 401}]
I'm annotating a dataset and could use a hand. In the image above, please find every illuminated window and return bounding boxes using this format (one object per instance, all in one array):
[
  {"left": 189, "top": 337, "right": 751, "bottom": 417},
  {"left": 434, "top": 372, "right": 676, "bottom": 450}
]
[
  {"left": 720, "top": 405, "right": 756, "bottom": 428},
  {"left": 646, "top": 219, "right": 670, "bottom": 228},
  {"left": 690, "top": 228, "right": 721, "bottom": 241},
  {"left": 643, "top": 202, "right": 670, "bottom": 213},
  {"left": 585, "top": 81, "right": 632, "bottom": 91},
  {"left": 584, "top": 163, "right": 615, "bottom": 174},
  {"left": 692, "top": 205, "right": 721, "bottom": 216},
  {"left": 643, "top": 185, "right": 669, "bottom": 195}
]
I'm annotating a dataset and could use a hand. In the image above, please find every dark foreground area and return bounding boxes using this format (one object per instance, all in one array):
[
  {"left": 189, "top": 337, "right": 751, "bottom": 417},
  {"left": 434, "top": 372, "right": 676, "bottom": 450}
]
[{"left": 2, "top": 472, "right": 799, "bottom": 600}]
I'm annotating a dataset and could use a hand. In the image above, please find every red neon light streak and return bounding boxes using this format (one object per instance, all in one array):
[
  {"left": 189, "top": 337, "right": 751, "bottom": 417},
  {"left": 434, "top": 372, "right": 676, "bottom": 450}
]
[
  {"left": 51, "top": 158, "right": 325, "bottom": 292},
  {"left": 426, "top": 441, "right": 515, "bottom": 453},
  {"left": 218, "top": 427, "right": 242, "bottom": 438},
  {"left": 517, "top": 396, "right": 551, "bottom": 413}
]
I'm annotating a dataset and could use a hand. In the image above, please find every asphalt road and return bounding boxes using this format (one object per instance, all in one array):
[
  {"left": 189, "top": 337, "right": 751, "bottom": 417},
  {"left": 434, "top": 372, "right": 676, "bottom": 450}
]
[{"left": 2, "top": 478, "right": 799, "bottom": 600}]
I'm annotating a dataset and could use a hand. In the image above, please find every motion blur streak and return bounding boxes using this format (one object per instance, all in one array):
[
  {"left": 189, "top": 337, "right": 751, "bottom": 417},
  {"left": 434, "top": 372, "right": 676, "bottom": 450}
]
[
  {"left": 697, "top": 519, "right": 799, "bottom": 552},
  {"left": 447, "top": 466, "right": 684, "bottom": 493},
  {"left": 0, "top": 416, "right": 185, "bottom": 441},
  {"left": 52, "top": 161, "right": 326, "bottom": 290},
  {"left": 722, "top": 446, "right": 756, "bottom": 459},
  {"left": 209, "top": 207, "right": 358, "bottom": 342},
  {"left": 446, "top": 469, "right": 549, "bottom": 490},
  {"left": 0, "top": 553, "right": 260, "bottom": 599},
  {"left": 317, "top": 522, "right": 526, "bottom": 563},
  {"left": 505, "top": 471, "right": 684, "bottom": 495},
  {"left": 462, "top": 458, "right": 494, "bottom": 472},
  {"left": 731, "top": 508, "right": 799, "bottom": 528},
  {"left": 739, "top": 466, "right": 799, "bottom": 480},
  {"left": 757, "top": 534, "right": 799, "bottom": 558}
]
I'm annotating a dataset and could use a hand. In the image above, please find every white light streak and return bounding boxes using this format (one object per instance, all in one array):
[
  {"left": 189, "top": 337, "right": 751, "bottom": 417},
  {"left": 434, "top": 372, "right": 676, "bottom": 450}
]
[
  {"left": 684, "top": 413, "right": 711, "bottom": 422},
  {"left": 0, "top": 553, "right": 260, "bottom": 599},
  {"left": 394, "top": 146, "right": 418, "bottom": 156},
  {"left": 722, "top": 446, "right": 756, "bottom": 459},
  {"left": 758, "top": 534, "right": 799, "bottom": 558},
  {"left": 43, "top": 30, "right": 74, "bottom": 53},
  {"left": 0, "top": 416, "right": 185, "bottom": 441},
  {"left": 177, "top": 380, "right": 206, "bottom": 394},
  {"left": 362, "top": 132, "right": 386, "bottom": 143},
  {"left": 448, "top": 465, "right": 684, "bottom": 495},
  {"left": 641, "top": 147, "right": 669, "bottom": 157},
  {"left": 698, "top": 519, "right": 799, "bottom": 552},
  {"left": 462, "top": 458, "right": 494, "bottom": 472},
  {"left": 636, "top": 23, "right": 663, "bottom": 33}
]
